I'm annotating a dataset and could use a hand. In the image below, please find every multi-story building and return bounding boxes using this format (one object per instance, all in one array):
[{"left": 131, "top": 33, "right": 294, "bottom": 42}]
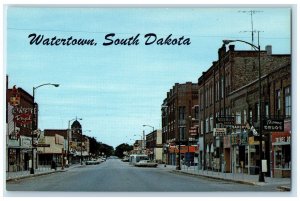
[
  {"left": 197, "top": 44, "right": 291, "bottom": 177},
  {"left": 6, "top": 77, "right": 38, "bottom": 173},
  {"left": 69, "top": 120, "right": 90, "bottom": 164},
  {"left": 38, "top": 129, "right": 68, "bottom": 167},
  {"left": 161, "top": 82, "right": 199, "bottom": 168},
  {"left": 145, "top": 130, "right": 163, "bottom": 163}
]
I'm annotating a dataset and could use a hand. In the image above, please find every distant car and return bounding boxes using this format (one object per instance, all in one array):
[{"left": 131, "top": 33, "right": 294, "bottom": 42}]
[
  {"left": 122, "top": 157, "right": 129, "bottom": 162},
  {"left": 134, "top": 160, "right": 158, "bottom": 168},
  {"left": 85, "top": 159, "right": 101, "bottom": 165}
]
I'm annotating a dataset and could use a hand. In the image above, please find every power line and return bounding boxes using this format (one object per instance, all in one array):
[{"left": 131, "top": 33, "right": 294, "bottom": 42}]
[{"left": 7, "top": 27, "right": 289, "bottom": 40}]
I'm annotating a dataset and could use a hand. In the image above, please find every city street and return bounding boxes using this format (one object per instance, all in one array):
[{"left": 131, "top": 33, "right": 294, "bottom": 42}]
[{"left": 6, "top": 158, "right": 285, "bottom": 194}]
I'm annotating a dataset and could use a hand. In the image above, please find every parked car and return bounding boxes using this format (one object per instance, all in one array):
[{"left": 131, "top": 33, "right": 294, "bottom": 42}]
[
  {"left": 134, "top": 160, "right": 158, "bottom": 168},
  {"left": 86, "top": 159, "right": 101, "bottom": 165}
]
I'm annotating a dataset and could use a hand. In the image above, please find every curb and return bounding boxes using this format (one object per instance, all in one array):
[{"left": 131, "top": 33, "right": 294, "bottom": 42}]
[
  {"left": 171, "top": 170, "right": 257, "bottom": 186},
  {"left": 6, "top": 169, "right": 66, "bottom": 182}
]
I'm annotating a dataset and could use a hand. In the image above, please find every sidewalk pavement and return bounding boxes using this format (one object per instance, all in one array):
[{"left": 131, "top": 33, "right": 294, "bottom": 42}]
[
  {"left": 157, "top": 164, "right": 291, "bottom": 191},
  {"left": 6, "top": 163, "right": 83, "bottom": 182}
]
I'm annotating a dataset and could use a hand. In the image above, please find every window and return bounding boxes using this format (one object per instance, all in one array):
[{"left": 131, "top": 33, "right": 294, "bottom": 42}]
[
  {"left": 276, "top": 89, "right": 281, "bottom": 113},
  {"left": 236, "top": 111, "right": 241, "bottom": 125},
  {"left": 205, "top": 88, "right": 208, "bottom": 107},
  {"left": 215, "top": 80, "right": 219, "bottom": 101},
  {"left": 255, "top": 103, "right": 260, "bottom": 122},
  {"left": 200, "top": 121, "right": 204, "bottom": 134},
  {"left": 243, "top": 110, "right": 247, "bottom": 124},
  {"left": 249, "top": 109, "right": 253, "bottom": 123},
  {"left": 221, "top": 76, "right": 224, "bottom": 98},
  {"left": 265, "top": 103, "right": 269, "bottom": 119},
  {"left": 210, "top": 115, "right": 213, "bottom": 131},
  {"left": 285, "top": 86, "right": 291, "bottom": 117},
  {"left": 194, "top": 106, "right": 199, "bottom": 120},
  {"left": 274, "top": 145, "right": 291, "bottom": 169},
  {"left": 179, "top": 127, "right": 185, "bottom": 140},
  {"left": 179, "top": 106, "right": 185, "bottom": 120},
  {"left": 205, "top": 118, "right": 209, "bottom": 132}
]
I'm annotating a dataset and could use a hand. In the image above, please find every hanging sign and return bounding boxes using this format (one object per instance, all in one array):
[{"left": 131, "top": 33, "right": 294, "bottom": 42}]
[{"left": 263, "top": 119, "right": 284, "bottom": 131}]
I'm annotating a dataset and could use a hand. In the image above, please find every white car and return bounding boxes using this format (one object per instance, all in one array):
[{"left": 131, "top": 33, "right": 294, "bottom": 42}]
[{"left": 134, "top": 160, "right": 158, "bottom": 168}]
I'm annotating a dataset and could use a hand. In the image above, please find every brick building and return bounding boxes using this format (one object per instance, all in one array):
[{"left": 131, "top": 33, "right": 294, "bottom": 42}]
[
  {"left": 161, "top": 82, "right": 199, "bottom": 168},
  {"left": 197, "top": 44, "right": 291, "bottom": 177},
  {"left": 6, "top": 77, "right": 38, "bottom": 172}
]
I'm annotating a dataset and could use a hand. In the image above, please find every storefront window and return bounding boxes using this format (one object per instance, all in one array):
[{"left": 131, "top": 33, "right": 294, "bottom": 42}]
[{"left": 274, "top": 145, "right": 291, "bottom": 169}]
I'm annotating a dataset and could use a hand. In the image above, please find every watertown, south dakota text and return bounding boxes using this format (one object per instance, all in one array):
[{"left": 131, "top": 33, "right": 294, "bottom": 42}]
[{"left": 28, "top": 33, "right": 191, "bottom": 46}]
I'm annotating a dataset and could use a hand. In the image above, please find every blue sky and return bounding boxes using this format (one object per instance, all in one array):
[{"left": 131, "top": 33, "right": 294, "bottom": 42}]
[{"left": 5, "top": 6, "right": 291, "bottom": 148}]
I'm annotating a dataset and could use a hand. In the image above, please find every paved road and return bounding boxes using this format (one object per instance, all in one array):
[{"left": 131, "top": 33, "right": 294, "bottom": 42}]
[{"left": 6, "top": 159, "right": 284, "bottom": 194}]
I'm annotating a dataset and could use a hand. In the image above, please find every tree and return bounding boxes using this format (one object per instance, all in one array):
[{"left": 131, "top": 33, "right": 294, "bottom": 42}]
[
  {"left": 87, "top": 136, "right": 114, "bottom": 157},
  {"left": 115, "top": 143, "right": 133, "bottom": 158}
]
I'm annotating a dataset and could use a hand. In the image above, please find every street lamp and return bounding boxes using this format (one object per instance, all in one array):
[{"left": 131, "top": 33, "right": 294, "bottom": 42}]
[
  {"left": 30, "top": 83, "right": 59, "bottom": 174},
  {"left": 68, "top": 117, "right": 82, "bottom": 166},
  {"left": 161, "top": 105, "right": 169, "bottom": 167},
  {"left": 143, "top": 124, "right": 155, "bottom": 160},
  {"left": 223, "top": 32, "right": 265, "bottom": 182}
]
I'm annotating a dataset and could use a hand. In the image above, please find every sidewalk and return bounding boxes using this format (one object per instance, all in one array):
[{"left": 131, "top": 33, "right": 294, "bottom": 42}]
[
  {"left": 158, "top": 164, "right": 291, "bottom": 191},
  {"left": 6, "top": 163, "right": 83, "bottom": 182}
]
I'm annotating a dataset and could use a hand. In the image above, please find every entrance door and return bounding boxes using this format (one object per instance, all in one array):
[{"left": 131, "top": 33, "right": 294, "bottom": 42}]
[{"left": 24, "top": 153, "right": 29, "bottom": 170}]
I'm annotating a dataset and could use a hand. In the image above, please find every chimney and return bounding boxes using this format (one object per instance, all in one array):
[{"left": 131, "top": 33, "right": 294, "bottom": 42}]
[
  {"left": 229, "top": 45, "right": 235, "bottom": 51},
  {"left": 266, "top": 45, "right": 272, "bottom": 55}
]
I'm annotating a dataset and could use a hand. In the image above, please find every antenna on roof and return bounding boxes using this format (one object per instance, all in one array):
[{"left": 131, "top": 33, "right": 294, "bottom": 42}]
[{"left": 239, "top": 10, "right": 263, "bottom": 48}]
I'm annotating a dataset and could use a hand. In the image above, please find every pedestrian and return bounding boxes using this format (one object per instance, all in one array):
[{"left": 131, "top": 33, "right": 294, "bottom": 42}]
[{"left": 51, "top": 160, "right": 57, "bottom": 170}]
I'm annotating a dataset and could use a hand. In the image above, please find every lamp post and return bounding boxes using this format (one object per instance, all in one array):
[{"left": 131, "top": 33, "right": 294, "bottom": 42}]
[
  {"left": 161, "top": 105, "right": 168, "bottom": 167},
  {"left": 223, "top": 32, "right": 265, "bottom": 182},
  {"left": 68, "top": 117, "right": 82, "bottom": 166},
  {"left": 30, "top": 83, "right": 59, "bottom": 174},
  {"left": 143, "top": 124, "right": 154, "bottom": 160}
]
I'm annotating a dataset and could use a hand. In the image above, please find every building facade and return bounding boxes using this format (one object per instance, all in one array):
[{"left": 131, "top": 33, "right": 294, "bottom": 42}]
[
  {"left": 145, "top": 130, "right": 163, "bottom": 163},
  {"left": 38, "top": 129, "right": 68, "bottom": 167},
  {"left": 197, "top": 44, "right": 291, "bottom": 177},
  {"left": 161, "top": 82, "right": 199, "bottom": 169}
]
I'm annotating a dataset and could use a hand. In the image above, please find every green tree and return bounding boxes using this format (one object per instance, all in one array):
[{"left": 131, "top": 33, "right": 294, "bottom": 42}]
[
  {"left": 87, "top": 136, "right": 114, "bottom": 157},
  {"left": 115, "top": 143, "right": 133, "bottom": 158}
]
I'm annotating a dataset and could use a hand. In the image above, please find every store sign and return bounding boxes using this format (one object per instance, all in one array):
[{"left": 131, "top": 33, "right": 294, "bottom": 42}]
[
  {"left": 189, "top": 127, "right": 197, "bottom": 135},
  {"left": 272, "top": 132, "right": 291, "bottom": 144},
  {"left": 263, "top": 119, "right": 284, "bottom": 131},
  {"left": 216, "top": 116, "right": 235, "bottom": 125},
  {"left": 20, "top": 136, "right": 32, "bottom": 148},
  {"left": 14, "top": 113, "right": 32, "bottom": 124},
  {"left": 8, "top": 139, "right": 20, "bottom": 147},
  {"left": 213, "top": 128, "right": 226, "bottom": 137},
  {"left": 12, "top": 107, "right": 37, "bottom": 125}
]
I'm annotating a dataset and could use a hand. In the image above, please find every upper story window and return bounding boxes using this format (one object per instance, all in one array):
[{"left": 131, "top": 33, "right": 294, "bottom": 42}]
[
  {"left": 276, "top": 89, "right": 281, "bottom": 113},
  {"left": 179, "top": 106, "right": 185, "bottom": 120},
  {"left": 284, "top": 86, "right": 291, "bottom": 117}
]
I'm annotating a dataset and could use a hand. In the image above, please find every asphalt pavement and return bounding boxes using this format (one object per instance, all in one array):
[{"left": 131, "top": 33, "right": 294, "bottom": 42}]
[{"left": 5, "top": 160, "right": 292, "bottom": 192}]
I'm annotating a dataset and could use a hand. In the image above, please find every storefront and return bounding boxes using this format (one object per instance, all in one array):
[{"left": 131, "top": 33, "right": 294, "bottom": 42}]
[{"left": 271, "top": 132, "right": 291, "bottom": 178}]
